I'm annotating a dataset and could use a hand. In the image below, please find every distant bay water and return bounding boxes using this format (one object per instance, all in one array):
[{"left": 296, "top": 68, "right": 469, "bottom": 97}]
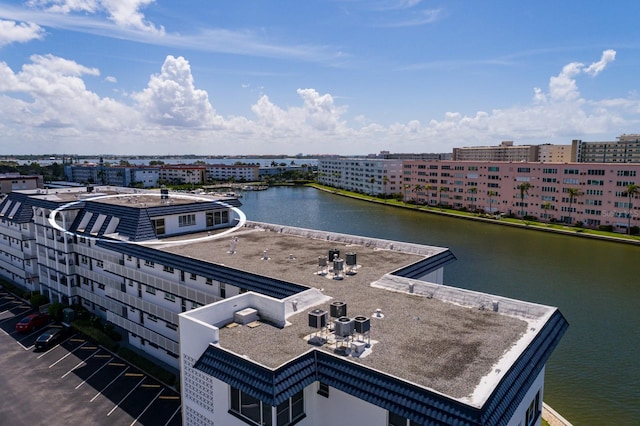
[{"left": 238, "top": 186, "right": 640, "bottom": 426}]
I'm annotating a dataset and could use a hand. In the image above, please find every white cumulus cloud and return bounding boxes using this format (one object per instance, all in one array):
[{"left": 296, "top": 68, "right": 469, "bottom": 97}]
[
  {"left": 132, "top": 55, "right": 223, "bottom": 128},
  {"left": 0, "top": 19, "right": 45, "bottom": 47},
  {"left": 27, "top": 0, "right": 163, "bottom": 33}
]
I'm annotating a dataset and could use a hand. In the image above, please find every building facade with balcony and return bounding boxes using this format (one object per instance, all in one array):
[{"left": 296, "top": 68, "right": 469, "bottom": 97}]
[
  {"left": 206, "top": 164, "right": 260, "bottom": 182},
  {"left": 572, "top": 134, "right": 640, "bottom": 163},
  {"left": 0, "top": 186, "right": 569, "bottom": 426},
  {"left": 317, "top": 158, "right": 404, "bottom": 195},
  {"left": 402, "top": 160, "right": 639, "bottom": 230},
  {"left": 178, "top": 224, "right": 567, "bottom": 426}
]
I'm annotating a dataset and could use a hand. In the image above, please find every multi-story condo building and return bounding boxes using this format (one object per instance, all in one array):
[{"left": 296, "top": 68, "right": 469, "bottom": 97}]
[
  {"left": 159, "top": 165, "right": 206, "bottom": 185},
  {"left": 205, "top": 164, "right": 260, "bottom": 182},
  {"left": 536, "top": 144, "right": 572, "bottom": 163},
  {"left": 317, "top": 158, "right": 404, "bottom": 195},
  {"left": 0, "top": 173, "right": 44, "bottom": 194},
  {"left": 453, "top": 141, "right": 539, "bottom": 162},
  {"left": 65, "top": 164, "right": 159, "bottom": 188},
  {"left": 178, "top": 225, "right": 567, "bottom": 426},
  {"left": 572, "top": 134, "right": 640, "bottom": 163},
  {"left": 403, "top": 160, "right": 639, "bottom": 230},
  {"left": 0, "top": 186, "right": 568, "bottom": 426},
  {"left": 0, "top": 186, "right": 240, "bottom": 366}
]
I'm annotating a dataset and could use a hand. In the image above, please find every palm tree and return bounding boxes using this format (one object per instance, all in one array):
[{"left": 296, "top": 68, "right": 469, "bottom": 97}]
[
  {"left": 438, "top": 186, "right": 446, "bottom": 208},
  {"left": 542, "top": 201, "right": 552, "bottom": 222},
  {"left": 625, "top": 183, "right": 639, "bottom": 234},
  {"left": 403, "top": 184, "right": 411, "bottom": 204},
  {"left": 413, "top": 184, "right": 424, "bottom": 206},
  {"left": 369, "top": 177, "right": 376, "bottom": 196},
  {"left": 468, "top": 186, "right": 478, "bottom": 210},
  {"left": 424, "top": 184, "right": 434, "bottom": 207},
  {"left": 382, "top": 176, "right": 389, "bottom": 202},
  {"left": 566, "top": 187, "right": 583, "bottom": 225},
  {"left": 518, "top": 182, "right": 531, "bottom": 218},
  {"left": 487, "top": 190, "right": 497, "bottom": 213}
]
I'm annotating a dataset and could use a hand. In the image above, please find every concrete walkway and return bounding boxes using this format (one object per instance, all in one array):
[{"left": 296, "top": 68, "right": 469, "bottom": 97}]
[{"left": 543, "top": 403, "right": 573, "bottom": 426}]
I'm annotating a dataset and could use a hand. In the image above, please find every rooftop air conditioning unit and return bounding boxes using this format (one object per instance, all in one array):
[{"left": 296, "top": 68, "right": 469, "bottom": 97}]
[
  {"left": 330, "top": 301, "right": 347, "bottom": 318},
  {"left": 353, "top": 316, "right": 370, "bottom": 333},
  {"left": 334, "top": 317, "right": 354, "bottom": 337},
  {"left": 308, "top": 309, "right": 328, "bottom": 329}
]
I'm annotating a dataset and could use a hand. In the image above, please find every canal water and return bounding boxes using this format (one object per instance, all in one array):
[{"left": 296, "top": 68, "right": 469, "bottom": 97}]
[{"left": 238, "top": 186, "right": 639, "bottom": 425}]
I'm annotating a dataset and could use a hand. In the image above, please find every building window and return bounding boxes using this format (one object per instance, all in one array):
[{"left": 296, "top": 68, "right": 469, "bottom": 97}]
[
  {"left": 230, "top": 387, "right": 273, "bottom": 426},
  {"left": 229, "top": 387, "right": 304, "bottom": 426},
  {"left": 388, "top": 412, "right": 421, "bottom": 426},
  {"left": 164, "top": 292, "right": 176, "bottom": 302},
  {"left": 317, "top": 382, "right": 329, "bottom": 398},
  {"left": 163, "top": 265, "right": 174, "bottom": 273},
  {"left": 525, "top": 391, "right": 541, "bottom": 425},
  {"left": 276, "top": 390, "right": 304, "bottom": 426},
  {"left": 144, "top": 259, "right": 155, "bottom": 267},
  {"left": 152, "top": 218, "right": 165, "bottom": 236},
  {"left": 178, "top": 214, "right": 196, "bottom": 227},
  {"left": 96, "top": 260, "right": 104, "bottom": 268},
  {"left": 190, "top": 273, "right": 197, "bottom": 280},
  {"left": 145, "top": 286, "right": 156, "bottom": 295}
]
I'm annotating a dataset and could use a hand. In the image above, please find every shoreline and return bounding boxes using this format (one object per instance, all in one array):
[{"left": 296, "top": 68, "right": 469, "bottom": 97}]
[{"left": 308, "top": 184, "right": 640, "bottom": 247}]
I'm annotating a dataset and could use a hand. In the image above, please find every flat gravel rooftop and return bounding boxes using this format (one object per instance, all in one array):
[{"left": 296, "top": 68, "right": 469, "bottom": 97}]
[{"left": 167, "top": 223, "right": 528, "bottom": 401}]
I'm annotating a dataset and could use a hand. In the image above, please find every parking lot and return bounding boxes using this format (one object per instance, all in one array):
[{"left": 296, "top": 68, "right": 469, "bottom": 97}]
[{"left": 0, "top": 288, "right": 182, "bottom": 425}]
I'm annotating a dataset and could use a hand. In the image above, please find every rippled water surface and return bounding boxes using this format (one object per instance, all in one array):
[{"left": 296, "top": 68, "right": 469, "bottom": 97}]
[{"left": 239, "top": 187, "right": 640, "bottom": 425}]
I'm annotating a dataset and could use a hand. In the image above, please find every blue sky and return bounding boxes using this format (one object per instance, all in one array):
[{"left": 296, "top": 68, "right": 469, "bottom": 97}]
[{"left": 0, "top": 1, "right": 639, "bottom": 156}]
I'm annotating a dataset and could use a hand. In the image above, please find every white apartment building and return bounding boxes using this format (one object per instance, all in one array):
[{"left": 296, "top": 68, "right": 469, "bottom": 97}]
[
  {"left": 0, "top": 186, "right": 241, "bottom": 367},
  {"left": 205, "top": 164, "right": 260, "bottom": 182},
  {"left": 179, "top": 223, "right": 567, "bottom": 426},
  {"left": 317, "top": 158, "right": 404, "bottom": 195},
  {"left": 0, "top": 186, "right": 568, "bottom": 426}
]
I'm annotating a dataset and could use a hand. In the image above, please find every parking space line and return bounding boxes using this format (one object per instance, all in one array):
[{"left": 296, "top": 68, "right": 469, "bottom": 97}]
[
  {"left": 130, "top": 388, "right": 164, "bottom": 426},
  {"left": 61, "top": 348, "right": 101, "bottom": 378},
  {"left": 107, "top": 376, "right": 146, "bottom": 417},
  {"left": 90, "top": 366, "right": 129, "bottom": 402},
  {"left": 75, "top": 356, "right": 113, "bottom": 389},
  {"left": 49, "top": 341, "right": 87, "bottom": 368},
  {"left": 36, "top": 333, "right": 77, "bottom": 359},
  {"left": 158, "top": 395, "right": 180, "bottom": 400}
]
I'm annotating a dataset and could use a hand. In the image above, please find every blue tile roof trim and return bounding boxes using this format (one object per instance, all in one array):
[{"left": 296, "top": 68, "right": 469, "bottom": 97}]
[
  {"left": 97, "top": 240, "right": 307, "bottom": 299},
  {"left": 480, "top": 310, "right": 568, "bottom": 425},
  {"left": 194, "top": 347, "right": 317, "bottom": 406},
  {"left": 192, "top": 309, "right": 568, "bottom": 426},
  {"left": 391, "top": 250, "right": 457, "bottom": 279},
  {"left": 0, "top": 192, "right": 78, "bottom": 223}
]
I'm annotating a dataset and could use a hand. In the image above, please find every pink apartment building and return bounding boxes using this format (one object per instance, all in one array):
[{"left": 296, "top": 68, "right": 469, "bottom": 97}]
[{"left": 403, "top": 160, "right": 639, "bottom": 232}]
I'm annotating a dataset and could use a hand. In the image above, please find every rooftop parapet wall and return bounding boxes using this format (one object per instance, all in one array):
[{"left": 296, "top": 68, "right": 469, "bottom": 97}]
[
  {"left": 245, "top": 221, "right": 447, "bottom": 257},
  {"left": 373, "top": 275, "right": 551, "bottom": 320}
]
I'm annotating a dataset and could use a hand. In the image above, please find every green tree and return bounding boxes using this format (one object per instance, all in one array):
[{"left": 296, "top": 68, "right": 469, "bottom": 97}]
[
  {"left": 487, "top": 190, "right": 497, "bottom": 213},
  {"left": 438, "top": 186, "right": 446, "bottom": 208},
  {"left": 369, "top": 177, "right": 376, "bottom": 196},
  {"left": 413, "top": 184, "right": 423, "bottom": 205},
  {"left": 566, "top": 187, "right": 583, "bottom": 224},
  {"left": 382, "top": 176, "right": 389, "bottom": 202},
  {"left": 423, "top": 184, "right": 434, "bottom": 207},
  {"left": 625, "top": 183, "right": 639, "bottom": 234},
  {"left": 542, "top": 201, "right": 552, "bottom": 222},
  {"left": 518, "top": 182, "right": 531, "bottom": 218}
]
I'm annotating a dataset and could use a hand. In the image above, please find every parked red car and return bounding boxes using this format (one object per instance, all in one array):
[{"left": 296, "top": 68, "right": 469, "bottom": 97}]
[{"left": 16, "top": 313, "right": 50, "bottom": 333}]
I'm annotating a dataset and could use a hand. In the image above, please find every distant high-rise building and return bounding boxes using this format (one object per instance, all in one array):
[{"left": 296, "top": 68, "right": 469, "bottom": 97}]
[
  {"left": 453, "top": 141, "right": 539, "bottom": 162},
  {"left": 572, "top": 134, "right": 640, "bottom": 163}
]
